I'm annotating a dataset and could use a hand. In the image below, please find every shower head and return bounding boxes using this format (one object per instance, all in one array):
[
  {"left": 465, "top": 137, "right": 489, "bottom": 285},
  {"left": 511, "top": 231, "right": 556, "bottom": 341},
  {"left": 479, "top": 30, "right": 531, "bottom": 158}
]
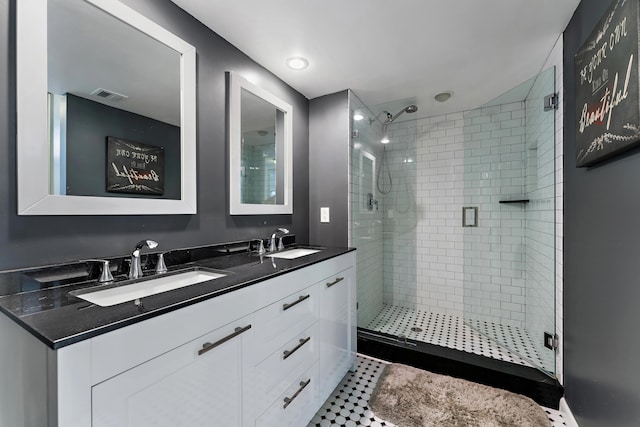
[
  {"left": 385, "top": 105, "right": 418, "bottom": 123},
  {"left": 379, "top": 104, "right": 418, "bottom": 143}
]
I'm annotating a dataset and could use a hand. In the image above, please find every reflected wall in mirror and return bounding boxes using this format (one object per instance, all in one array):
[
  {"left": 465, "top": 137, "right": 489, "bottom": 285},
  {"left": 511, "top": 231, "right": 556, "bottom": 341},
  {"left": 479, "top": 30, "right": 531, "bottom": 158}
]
[
  {"left": 229, "top": 73, "right": 293, "bottom": 215},
  {"left": 16, "top": 0, "right": 196, "bottom": 215}
]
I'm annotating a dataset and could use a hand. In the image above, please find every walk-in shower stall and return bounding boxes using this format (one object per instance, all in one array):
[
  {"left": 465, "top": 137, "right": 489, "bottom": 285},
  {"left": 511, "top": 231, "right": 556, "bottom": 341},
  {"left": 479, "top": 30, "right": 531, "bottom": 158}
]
[{"left": 350, "top": 67, "right": 558, "bottom": 377}]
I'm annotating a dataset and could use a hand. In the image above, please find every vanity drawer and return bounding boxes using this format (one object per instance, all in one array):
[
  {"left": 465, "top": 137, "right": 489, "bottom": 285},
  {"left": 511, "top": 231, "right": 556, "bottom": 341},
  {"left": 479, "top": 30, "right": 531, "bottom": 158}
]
[
  {"left": 90, "top": 286, "right": 253, "bottom": 384},
  {"left": 251, "top": 323, "right": 318, "bottom": 415},
  {"left": 254, "top": 362, "right": 319, "bottom": 427},
  {"left": 251, "top": 283, "right": 318, "bottom": 364}
]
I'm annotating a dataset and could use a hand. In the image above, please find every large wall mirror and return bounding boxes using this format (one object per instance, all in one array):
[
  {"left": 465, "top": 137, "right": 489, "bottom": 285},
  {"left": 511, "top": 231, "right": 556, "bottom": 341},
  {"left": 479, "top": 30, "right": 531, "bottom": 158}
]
[
  {"left": 228, "top": 73, "right": 293, "bottom": 215},
  {"left": 16, "top": 0, "right": 196, "bottom": 215}
]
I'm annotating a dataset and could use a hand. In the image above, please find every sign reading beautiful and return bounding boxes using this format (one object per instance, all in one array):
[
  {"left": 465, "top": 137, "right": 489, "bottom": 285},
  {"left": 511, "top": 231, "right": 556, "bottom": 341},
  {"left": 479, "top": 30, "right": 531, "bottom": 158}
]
[
  {"left": 574, "top": 0, "right": 640, "bottom": 167},
  {"left": 106, "top": 137, "right": 165, "bottom": 195}
]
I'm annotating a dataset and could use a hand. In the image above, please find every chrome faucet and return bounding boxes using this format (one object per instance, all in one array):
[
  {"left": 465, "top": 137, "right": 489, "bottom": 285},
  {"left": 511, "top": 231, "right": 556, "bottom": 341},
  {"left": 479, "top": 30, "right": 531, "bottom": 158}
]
[
  {"left": 129, "top": 240, "right": 159, "bottom": 279},
  {"left": 268, "top": 228, "right": 289, "bottom": 252}
]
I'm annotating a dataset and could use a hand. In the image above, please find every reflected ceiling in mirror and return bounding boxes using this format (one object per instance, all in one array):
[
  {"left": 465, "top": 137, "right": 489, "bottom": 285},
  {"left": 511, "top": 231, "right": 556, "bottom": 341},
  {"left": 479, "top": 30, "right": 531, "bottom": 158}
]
[
  {"left": 48, "top": 0, "right": 180, "bottom": 126},
  {"left": 229, "top": 72, "right": 293, "bottom": 215},
  {"left": 16, "top": 0, "right": 196, "bottom": 215}
]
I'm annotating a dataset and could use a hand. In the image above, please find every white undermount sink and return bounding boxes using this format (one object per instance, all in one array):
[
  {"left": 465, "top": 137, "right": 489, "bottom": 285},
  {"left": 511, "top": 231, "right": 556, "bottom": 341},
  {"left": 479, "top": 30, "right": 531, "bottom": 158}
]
[
  {"left": 265, "top": 248, "right": 321, "bottom": 259},
  {"left": 72, "top": 270, "right": 226, "bottom": 307}
]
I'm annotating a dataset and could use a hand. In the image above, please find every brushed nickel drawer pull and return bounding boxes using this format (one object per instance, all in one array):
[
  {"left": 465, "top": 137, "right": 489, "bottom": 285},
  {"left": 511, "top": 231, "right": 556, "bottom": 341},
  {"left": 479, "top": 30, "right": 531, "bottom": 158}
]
[
  {"left": 326, "top": 277, "right": 344, "bottom": 288},
  {"left": 198, "top": 324, "right": 252, "bottom": 356},
  {"left": 283, "top": 337, "right": 311, "bottom": 360},
  {"left": 282, "top": 294, "right": 310, "bottom": 311},
  {"left": 283, "top": 379, "right": 311, "bottom": 409}
]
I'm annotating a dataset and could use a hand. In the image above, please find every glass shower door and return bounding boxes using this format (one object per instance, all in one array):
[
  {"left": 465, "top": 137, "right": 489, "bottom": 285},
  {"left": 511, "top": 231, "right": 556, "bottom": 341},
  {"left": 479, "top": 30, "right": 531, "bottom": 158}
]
[
  {"left": 462, "top": 67, "right": 557, "bottom": 375},
  {"left": 350, "top": 93, "right": 421, "bottom": 344}
]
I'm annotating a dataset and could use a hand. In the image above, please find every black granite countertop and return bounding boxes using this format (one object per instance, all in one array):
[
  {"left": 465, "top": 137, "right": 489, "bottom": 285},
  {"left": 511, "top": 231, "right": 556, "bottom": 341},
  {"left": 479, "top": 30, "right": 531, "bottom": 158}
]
[{"left": 0, "top": 241, "right": 354, "bottom": 350}]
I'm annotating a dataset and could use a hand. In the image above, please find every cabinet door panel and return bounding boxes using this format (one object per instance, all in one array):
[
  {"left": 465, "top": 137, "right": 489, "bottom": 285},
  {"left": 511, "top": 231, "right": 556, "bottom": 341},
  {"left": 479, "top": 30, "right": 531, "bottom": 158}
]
[
  {"left": 92, "top": 316, "right": 252, "bottom": 427},
  {"left": 319, "top": 268, "right": 355, "bottom": 397}
]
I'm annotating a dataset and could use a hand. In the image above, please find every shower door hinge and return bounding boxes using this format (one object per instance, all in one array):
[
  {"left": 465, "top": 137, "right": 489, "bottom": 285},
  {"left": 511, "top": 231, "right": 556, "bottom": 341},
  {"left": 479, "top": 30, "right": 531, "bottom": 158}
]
[
  {"left": 544, "top": 332, "right": 559, "bottom": 350},
  {"left": 544, "top": 93, "right": 559, "bottom": 111}
]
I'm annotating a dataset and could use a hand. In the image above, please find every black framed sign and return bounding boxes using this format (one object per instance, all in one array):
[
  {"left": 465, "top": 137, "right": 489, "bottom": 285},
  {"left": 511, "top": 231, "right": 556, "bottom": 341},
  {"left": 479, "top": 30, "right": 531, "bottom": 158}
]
[
  {"left": 106, "top": 136, "right": 165, "bottom": 195},
  {"left": 574, "top": 0, "right": 640, "bottom": 167}
]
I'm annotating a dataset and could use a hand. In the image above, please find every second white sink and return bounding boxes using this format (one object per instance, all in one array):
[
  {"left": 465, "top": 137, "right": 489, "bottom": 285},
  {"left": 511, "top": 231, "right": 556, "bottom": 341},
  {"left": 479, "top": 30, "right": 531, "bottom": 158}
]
[
  {"left": 73, "top": 270, "right": 226, "bottom": 307},
  {"left": 265, "top": 248, "right": 321, "bottom": 259}
]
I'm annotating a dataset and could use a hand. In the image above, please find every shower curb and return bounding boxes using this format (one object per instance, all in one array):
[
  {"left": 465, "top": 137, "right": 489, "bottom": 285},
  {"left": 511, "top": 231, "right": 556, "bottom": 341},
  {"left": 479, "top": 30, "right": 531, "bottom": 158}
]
[{"left": 357, "top": 328, "right": 564, "bottom": 409}]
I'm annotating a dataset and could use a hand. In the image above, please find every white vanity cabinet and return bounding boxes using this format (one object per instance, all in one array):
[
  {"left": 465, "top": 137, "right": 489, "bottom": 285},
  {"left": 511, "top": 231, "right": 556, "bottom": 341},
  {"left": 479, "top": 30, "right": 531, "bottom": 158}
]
[
  {"left": 91, "top": 315, "right": 253, "bottom": 427},
  {"left": 54, "top": 281, "right": 258, "bottom": 427},
  {"left": 0, "top": 251, "right": 356, "bottom": 427}
]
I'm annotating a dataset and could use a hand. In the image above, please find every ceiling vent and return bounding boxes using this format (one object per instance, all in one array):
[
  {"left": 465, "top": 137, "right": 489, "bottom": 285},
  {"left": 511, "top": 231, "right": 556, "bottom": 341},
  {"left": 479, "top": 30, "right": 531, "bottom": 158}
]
[{"left": 90, "top": 88, "right": 128, "bottom": 101}]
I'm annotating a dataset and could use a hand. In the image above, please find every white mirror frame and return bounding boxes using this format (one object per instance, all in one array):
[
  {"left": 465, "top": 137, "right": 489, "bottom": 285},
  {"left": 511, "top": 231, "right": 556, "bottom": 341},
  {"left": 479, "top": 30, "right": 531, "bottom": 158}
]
[
  {"left": 16, "top": 0, "right": 197, "bottom": 215},
  {"left": 228, "top": 72, "right": 293, "bottom": 215}
]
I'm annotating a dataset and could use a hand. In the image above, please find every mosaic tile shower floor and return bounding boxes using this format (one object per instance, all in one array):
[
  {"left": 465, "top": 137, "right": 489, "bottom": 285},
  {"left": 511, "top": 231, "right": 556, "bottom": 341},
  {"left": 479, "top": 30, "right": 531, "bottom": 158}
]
[
  {"left": 365, "top": 304, "right": 553, "bottom": 372},
  {"left": 309, "top": 355, "right": 566, "bottom": 427}
]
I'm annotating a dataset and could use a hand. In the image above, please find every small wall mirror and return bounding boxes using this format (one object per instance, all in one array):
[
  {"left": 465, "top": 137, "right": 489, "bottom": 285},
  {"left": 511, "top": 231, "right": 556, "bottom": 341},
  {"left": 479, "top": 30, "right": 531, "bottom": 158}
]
[
  {"left": 228, "top": 73, "right": 293, "bottom": 215},
  {"left": 16, "top": 0, "right": 196, "bottom": 215}
]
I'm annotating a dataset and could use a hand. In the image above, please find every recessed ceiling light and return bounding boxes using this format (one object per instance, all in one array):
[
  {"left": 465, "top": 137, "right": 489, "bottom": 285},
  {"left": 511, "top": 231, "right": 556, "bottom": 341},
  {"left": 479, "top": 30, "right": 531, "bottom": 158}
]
[
  {"left": 353, "top": 113, "right": 364, "bottom": 121},
  {"left": 381, "top": 136, "right": 390, "bottom": 144},
  {"left": 434, "top": 91, "right": 453, "bottom": 102},
  {"left": 286, "top": 57, "right": 309, "bottom": 70}
]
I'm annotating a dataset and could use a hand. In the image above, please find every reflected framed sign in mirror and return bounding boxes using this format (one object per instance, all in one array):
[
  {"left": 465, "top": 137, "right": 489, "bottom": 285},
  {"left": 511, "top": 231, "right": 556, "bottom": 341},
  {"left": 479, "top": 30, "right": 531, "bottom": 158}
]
[
  {"left": 228, "top": 72, "right": 293, "bottom": 215},
  {"left": 16, "top": 0, "right": 196, "bottom": 215}
]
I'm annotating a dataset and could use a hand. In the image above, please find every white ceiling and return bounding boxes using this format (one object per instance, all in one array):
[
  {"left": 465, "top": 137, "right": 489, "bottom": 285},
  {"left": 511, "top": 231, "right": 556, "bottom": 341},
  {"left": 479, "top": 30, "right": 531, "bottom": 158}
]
[{"left": 171, "top": 0, "right": 580, "bottom": 121}]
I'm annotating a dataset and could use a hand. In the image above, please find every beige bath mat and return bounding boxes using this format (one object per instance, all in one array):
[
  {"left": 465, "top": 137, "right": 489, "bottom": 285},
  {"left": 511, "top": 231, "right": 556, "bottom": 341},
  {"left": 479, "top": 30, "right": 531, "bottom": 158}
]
[{"left": 369, "top": 363, "right": 551, "bottom": 427}]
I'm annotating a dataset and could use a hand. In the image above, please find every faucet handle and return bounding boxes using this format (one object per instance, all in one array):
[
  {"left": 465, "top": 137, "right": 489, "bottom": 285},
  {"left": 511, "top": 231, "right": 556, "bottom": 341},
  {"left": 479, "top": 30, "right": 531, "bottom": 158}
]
[
  {"left": 155, "top": 253, "right": 168, "bottom": 274},
  {"left": 278, "top": 236, "right": 285, "bottom": 251},
  {"left": 251, "top": 239, "right": 266, "bottom": 254},
  {"left": 85, "top": 259, "right": 114, "bottom": 283}
]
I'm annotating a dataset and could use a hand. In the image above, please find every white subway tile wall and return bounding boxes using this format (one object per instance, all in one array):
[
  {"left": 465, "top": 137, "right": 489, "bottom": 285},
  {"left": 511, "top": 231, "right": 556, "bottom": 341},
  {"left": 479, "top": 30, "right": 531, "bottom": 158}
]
[
  {"left": 461, "top": 102, "right": 529, "bottom": 328},
  {"left": 382, "top": 114, "right": 462, "bottom": 315},
  {"left": 378, "top": 104, "right": 534, "bottom": 327}
]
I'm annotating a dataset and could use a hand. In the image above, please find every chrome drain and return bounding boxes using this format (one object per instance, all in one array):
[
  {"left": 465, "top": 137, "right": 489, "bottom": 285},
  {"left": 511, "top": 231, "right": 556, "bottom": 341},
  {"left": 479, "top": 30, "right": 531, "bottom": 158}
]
[{"left": 410, "top": 327, "right": 423, "bottom": 333}]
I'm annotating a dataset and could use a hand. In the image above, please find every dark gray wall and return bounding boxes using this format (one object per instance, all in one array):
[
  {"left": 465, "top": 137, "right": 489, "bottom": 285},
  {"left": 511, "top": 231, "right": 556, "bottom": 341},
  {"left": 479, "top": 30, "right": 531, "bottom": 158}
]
[
  {"left": 66, "top": 94, "right": 181, "bottom": 199},
  {"left": 564, "top": 0, "right": 640, "bottom": 426},
  {"left": 0, "top": 0, "right": 309, "bottom": 270},
  {"left": 308, "top": 91, "right": 350, "bottom": 247}
]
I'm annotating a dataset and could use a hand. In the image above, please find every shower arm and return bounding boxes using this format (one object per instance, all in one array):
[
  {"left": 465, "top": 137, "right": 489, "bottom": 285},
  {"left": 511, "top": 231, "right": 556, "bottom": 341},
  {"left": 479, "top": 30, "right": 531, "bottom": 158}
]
[{"left": 387, "top": 109, "right": 406, "bottom": 123}]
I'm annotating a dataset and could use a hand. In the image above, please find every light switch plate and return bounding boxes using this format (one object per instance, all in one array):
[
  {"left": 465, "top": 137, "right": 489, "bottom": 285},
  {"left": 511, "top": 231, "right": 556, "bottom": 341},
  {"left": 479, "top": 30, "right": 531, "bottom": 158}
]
[{"left": 320, "top": 207, "right": 330, "bottom": 223}]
